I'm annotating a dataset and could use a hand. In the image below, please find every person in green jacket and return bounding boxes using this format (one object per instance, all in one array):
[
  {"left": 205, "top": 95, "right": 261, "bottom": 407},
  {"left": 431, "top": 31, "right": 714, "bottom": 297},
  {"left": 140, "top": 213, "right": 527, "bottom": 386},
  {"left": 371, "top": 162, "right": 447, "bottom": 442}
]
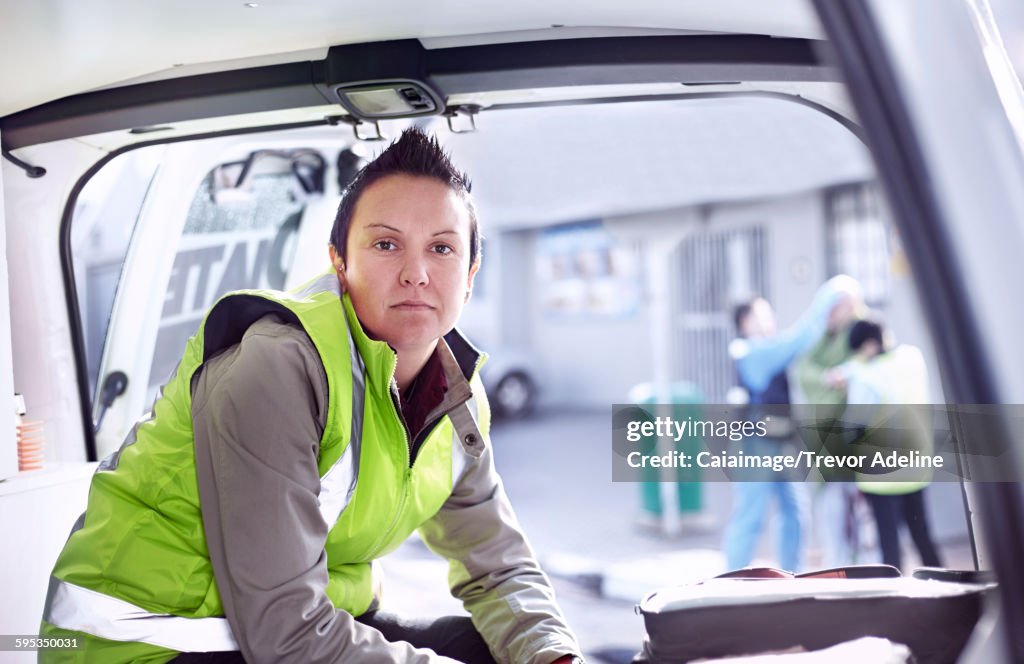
[
  {"left": 40, "top": 129, "right": 583, "bottom": 664},
  {"left": 794, "top": 280, "right": 867, "bottom": 567}
]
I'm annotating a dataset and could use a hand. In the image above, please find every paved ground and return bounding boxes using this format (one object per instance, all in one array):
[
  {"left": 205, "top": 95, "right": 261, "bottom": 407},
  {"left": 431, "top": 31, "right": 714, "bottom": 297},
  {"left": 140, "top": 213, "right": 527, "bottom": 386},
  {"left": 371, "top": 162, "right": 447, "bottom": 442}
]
[{"left": 380, "top": 408, "right": 977, "bottom": 662}]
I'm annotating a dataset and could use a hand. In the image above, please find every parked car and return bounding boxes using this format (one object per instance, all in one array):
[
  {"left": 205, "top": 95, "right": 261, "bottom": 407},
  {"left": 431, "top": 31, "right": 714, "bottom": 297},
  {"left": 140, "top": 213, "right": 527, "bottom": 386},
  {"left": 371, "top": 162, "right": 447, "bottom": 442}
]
[{"left": 480, "top": 348, "right": 539, "bottom": 419}]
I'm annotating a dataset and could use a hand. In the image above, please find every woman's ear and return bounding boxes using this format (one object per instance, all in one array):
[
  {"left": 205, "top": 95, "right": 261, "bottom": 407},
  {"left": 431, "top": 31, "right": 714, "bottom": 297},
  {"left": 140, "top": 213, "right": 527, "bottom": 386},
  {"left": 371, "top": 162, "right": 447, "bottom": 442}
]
[
  {"left": 328, "top": 245, "right": 347, "bottom": 291},
  {"left": 328, "top": 244, "right": 345, "bottom": 273},
  {"left": 465, "top": 260, "right": 480, "bottom": 303}
]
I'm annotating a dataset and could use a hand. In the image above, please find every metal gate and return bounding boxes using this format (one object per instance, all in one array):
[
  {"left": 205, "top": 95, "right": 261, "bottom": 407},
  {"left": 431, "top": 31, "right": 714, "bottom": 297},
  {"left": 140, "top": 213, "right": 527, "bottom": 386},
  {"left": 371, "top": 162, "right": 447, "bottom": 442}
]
[{"left": 672, "top": 227, "right": 768, "bottom": 402}]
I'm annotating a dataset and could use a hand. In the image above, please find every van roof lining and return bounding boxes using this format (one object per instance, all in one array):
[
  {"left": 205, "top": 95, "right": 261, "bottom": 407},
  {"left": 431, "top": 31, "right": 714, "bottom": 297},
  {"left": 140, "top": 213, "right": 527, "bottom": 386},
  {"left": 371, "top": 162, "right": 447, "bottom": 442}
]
[{"left": 1, "top": 35, "right": 836, "bottom": 151}]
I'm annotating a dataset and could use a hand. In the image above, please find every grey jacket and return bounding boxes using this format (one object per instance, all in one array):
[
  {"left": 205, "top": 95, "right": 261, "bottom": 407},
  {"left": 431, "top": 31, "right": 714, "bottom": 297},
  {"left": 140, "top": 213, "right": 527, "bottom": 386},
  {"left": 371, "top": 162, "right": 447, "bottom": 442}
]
[{"left": 190, "top": 314, "right": 580, "bottom": 663}]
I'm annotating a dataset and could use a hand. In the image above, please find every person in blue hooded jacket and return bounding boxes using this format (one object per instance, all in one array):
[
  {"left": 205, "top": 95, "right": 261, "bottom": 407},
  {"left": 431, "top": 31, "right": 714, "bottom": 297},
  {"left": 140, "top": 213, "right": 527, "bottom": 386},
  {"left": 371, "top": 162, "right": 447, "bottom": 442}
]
[{"left": 722, "top": 275, "right": 858, "bottom": 572}]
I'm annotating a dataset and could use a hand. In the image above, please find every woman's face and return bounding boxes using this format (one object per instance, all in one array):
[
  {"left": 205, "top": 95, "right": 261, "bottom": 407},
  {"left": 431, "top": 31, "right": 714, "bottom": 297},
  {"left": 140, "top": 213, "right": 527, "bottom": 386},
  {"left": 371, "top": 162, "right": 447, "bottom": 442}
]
[{"left": 334, "top": 173, "right": 478, "bottom": 356}]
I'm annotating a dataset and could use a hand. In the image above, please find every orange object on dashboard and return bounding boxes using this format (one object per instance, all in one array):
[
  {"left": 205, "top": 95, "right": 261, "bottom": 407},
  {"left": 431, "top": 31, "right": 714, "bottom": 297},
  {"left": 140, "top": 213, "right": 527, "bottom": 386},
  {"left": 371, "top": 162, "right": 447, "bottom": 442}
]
[{"left": 14, "top": 393, "right": 44, "bottom": 472}]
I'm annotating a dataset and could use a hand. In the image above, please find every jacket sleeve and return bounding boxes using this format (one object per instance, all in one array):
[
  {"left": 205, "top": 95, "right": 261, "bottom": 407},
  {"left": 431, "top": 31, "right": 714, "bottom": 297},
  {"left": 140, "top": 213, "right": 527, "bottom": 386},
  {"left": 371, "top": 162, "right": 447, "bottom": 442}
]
[
  {"left": 191, "top": 315, "right": 458, "bottom": 664},
  {"left": 735, "top": 276, "right": 848, "bottom": 393},
  {"left": 417, "top": 416, "right": 582, "bottom": 664},
  {"left": 794, "top": 334, "right": 852, "bottom": 407}
]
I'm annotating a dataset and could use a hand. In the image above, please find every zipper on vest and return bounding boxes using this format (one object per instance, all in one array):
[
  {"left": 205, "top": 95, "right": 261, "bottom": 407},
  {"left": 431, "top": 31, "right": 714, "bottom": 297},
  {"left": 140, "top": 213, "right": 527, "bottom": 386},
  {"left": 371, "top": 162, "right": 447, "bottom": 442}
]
[
  {"left": 360, "top": 353, "right": 418, "bottom": 560},
  {"left": 385, "top": 350, "right": 419, "bottom": 468}
]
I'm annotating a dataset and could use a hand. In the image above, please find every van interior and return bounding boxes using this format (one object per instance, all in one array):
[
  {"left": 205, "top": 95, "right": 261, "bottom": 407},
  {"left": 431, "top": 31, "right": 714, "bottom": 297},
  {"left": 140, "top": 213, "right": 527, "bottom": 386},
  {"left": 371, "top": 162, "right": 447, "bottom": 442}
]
[{"left": 2, "top": 1, "right": 1024, "bottom": 662}]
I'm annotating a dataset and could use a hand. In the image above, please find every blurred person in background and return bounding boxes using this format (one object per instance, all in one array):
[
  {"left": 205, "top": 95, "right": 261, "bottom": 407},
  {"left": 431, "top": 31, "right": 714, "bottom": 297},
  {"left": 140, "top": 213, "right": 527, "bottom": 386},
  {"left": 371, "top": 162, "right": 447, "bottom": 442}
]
[
  {"left": 825, "top": 318, "right": 943, "bottom": 571},
  {"left": 794, "top": 279, "right": 869, "bottom": 567},
  {"left": 723, "top": 275, "right": 857, "bottom": 572}
]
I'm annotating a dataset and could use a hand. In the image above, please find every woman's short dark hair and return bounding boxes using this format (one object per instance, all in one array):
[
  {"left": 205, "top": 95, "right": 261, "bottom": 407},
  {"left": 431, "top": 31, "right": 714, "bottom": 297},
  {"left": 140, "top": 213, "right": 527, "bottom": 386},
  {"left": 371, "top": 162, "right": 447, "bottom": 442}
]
[{"left": 329, "top": 128, "right": 481, "bottom": 268}]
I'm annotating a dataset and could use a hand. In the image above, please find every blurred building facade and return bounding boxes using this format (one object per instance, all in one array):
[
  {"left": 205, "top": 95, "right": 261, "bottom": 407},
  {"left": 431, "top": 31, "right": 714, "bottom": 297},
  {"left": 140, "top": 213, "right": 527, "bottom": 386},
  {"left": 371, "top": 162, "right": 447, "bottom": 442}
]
[{"left": 461, "top": 180, "right": 941, "bottom": 409}]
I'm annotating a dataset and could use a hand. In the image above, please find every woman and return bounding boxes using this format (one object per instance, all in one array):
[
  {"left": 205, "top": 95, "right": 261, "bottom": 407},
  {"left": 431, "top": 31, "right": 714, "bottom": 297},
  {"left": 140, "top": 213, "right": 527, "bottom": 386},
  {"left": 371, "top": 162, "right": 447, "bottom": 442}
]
[{"left": 41, "top": 129, "right": 583, "bottom": 664}]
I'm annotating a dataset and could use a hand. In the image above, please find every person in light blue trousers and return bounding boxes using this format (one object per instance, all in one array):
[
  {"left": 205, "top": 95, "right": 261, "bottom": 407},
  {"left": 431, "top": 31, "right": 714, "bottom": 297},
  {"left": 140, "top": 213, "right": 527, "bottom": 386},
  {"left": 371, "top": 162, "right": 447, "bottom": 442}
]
[{"left": 723, "top": 276, "right": 858, "bottom": 572}]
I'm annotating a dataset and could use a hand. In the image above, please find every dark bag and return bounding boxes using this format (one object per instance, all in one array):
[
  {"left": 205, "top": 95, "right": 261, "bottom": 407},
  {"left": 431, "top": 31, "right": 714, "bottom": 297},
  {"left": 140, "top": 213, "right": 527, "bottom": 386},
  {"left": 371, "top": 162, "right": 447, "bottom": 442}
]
[{"left": 635, "top": 571, "right": 991, "bottom": 664}]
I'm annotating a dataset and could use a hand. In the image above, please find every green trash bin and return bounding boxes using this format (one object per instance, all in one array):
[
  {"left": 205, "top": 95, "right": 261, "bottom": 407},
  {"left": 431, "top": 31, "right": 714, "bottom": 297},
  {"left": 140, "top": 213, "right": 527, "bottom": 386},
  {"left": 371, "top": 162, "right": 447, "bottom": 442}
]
[{"left": 628, "top": 382, "right": 704, "bottom": 516}]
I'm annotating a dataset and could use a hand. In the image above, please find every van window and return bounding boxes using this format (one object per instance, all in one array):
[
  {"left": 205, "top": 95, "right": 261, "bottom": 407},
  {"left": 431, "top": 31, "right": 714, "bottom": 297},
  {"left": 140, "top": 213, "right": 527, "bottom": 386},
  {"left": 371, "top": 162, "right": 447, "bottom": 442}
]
[
  {"left": 70, "top": 98, "right": 942, "bottom": 423},
  {"left": 71, "top": 145, "right": 163, "bottom": 399},
  {"left": 149, "top": 150, "right": 317, "bottom": 393}
]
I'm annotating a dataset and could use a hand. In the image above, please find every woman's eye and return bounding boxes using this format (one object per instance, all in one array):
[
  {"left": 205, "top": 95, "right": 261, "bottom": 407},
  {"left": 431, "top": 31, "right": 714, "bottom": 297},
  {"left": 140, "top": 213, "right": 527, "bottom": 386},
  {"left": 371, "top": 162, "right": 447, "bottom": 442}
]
[
  {"left": 432, "top": 244, "right": 454, "bottom": 255},
  {"left": 373, "top": 240, "right": 397, "bottom": 251}
]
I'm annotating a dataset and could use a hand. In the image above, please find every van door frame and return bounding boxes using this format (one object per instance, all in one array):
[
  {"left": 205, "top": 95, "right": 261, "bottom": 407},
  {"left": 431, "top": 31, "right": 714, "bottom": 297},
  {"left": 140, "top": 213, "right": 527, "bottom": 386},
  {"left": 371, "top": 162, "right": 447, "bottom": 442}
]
[{"left": 813, "top": 0, "right": 1024, "bottom": 659}]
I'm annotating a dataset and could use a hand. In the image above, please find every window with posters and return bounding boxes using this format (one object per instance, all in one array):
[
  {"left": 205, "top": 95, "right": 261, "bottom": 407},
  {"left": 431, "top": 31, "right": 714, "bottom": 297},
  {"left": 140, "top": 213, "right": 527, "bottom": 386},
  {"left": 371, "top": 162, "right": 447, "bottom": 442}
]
[{"left": 535, "top": 221, "right": 641, "bottom": 319}]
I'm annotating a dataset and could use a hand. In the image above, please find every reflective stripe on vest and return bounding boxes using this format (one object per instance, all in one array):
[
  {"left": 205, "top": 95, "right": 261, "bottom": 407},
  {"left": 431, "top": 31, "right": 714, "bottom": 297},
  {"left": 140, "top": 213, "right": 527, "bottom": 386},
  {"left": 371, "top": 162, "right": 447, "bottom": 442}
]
[
  {"left": 45, "top": 293, "right": 367, "bottom": 652},
  {"left": 317, "top": 316, "right": 366, "bottom": 527},
  {"left": 48, "top": 580, "right": 241, "bottom": 652}
]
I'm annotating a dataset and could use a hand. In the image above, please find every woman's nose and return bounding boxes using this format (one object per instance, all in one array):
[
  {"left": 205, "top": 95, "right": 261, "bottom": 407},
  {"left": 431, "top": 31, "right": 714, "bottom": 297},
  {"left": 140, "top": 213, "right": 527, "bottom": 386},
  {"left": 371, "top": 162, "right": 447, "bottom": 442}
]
[{"left": 400, "top": 254, "right": 429, "bottom": 286}]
